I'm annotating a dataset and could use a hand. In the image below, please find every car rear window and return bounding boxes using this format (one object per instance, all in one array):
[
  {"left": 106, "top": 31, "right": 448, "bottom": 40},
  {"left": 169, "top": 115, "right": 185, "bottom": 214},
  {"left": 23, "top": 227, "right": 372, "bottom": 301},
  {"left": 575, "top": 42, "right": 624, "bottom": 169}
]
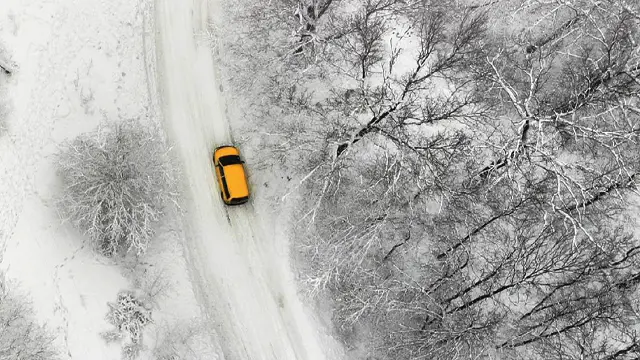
[
  {"left": 229, "top": 196, "right": 249, "bottom": 205},
  {"left": 219, "top": 155, "right": 243, "bottom": 166}
]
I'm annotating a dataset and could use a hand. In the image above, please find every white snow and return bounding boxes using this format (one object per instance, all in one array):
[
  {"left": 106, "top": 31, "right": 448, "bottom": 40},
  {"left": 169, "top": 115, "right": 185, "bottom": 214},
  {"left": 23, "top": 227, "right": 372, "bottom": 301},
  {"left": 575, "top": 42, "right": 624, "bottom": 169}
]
[
  {"left": 0, "top": 0, "right": 149, "bottom": 358},
  {"left": 0, "top": 0, "right": 341, "bottom": 358},
  {"left": 153, "top": 0, "right": 340, "bottom": 358},
  {"left": 0, "top": 0, "right": 217, "bottom": 359}
]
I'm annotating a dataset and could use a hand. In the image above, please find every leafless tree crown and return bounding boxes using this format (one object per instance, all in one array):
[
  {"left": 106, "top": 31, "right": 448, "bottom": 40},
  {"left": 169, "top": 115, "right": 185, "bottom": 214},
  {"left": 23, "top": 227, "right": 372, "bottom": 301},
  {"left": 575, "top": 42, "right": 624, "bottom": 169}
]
[
  {"left": 219, "top": 0, "right": 640, "bottom": 358},
  {"left": 56, "top": 121, "right": 175, "bottom": 258}
]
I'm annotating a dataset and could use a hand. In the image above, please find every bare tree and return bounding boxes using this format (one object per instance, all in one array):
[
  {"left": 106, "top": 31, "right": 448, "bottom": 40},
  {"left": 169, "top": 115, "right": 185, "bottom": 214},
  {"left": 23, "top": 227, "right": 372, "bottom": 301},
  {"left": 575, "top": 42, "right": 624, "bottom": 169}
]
[
  {"left": 215, "top": 0, "right": 640, "bottom": 358},
  {"left": 121, "top": 259, "right": 175, "bottom": 309},
  {"left": 56, "top": 121, "right": 176, "bottom": 258},
  {"left": 0, "top": 278, "right": 59, "bottom": 360},
  {"left": 332, "top": 5, "right": 488, "bottom": 158},
  {"left": 307, "top": 0, "right": 640, "bottom": 358},
  {"left": 102, "top": 290, "right": 152, "bottom": 360},
  {"left": 293, "top": 0, "right": 339, "bottom": 54}
]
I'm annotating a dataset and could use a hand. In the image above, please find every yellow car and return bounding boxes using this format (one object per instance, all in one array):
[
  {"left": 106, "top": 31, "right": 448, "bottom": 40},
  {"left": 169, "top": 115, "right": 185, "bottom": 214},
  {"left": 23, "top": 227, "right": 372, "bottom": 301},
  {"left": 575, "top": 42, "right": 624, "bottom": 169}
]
[{"left": 213, "top": 145, "right": 250, "bottom": 205}]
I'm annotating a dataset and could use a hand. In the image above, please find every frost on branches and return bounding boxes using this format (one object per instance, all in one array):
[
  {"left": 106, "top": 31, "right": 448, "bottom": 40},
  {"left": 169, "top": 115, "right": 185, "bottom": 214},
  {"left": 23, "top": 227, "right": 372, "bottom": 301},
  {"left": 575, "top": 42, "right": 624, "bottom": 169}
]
[
  {"left": 0, "top": 276, "right": 59, "bottom": 360},
  {"left": 56, "top": 121, "right": 175, "bottom": 257},
  {"left": 152, "top": 319, "right": 215, "bottom": 360},
  {"left": 102, "top": 291, "right": 152, "bottom": 360}
]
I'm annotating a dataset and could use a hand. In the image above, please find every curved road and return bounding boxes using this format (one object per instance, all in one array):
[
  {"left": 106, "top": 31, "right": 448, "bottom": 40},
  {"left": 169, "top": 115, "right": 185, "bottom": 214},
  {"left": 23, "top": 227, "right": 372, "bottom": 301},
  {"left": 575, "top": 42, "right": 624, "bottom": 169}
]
[{"left": 153, "top": 0, "right": 329, "bottom": 359}]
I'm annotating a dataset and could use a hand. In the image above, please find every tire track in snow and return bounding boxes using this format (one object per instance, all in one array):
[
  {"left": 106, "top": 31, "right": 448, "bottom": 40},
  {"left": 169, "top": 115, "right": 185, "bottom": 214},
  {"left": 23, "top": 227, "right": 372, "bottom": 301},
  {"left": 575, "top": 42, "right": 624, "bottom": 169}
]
[
  {"left": 152, "top": 0, "right": 329, "bottom": 359},
  {"left": 154, "top": 0, "right": 293, "bottom": 358}
]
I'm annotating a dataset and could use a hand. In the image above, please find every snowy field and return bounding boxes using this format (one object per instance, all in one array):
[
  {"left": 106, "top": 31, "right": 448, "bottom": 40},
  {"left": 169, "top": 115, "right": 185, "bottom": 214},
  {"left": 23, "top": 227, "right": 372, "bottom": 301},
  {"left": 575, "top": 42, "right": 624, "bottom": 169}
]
[
  {"left": 0, "top": 0, "right": 161, "bottom": 358},
  {"left": 0, "top": 0, "right": 341, "bottom": 359}
]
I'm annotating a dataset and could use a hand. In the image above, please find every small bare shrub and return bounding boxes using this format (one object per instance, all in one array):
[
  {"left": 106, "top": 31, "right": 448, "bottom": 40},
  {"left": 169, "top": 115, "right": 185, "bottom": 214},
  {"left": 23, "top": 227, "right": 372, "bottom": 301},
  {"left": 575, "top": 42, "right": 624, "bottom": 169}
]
[
  {"left": 152, "top": 319, "right": 215, "bottom": 360},
  {"left": 56, "top": 121, "right": 175, "bottom": 257},
  {"left": 102, "top": 290, "right": 152, "bottom": 360},
  {"left": 122, "top": 261, "right": 174, "bottom": 309},
  {"left": 0, "top": 277, "right": 59, "bottom": 360}
]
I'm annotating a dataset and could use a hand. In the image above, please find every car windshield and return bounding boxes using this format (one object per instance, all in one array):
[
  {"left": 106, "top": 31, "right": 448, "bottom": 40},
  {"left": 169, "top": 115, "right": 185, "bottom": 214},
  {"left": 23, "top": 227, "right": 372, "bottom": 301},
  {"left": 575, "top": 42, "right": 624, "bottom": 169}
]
[{"left": 219, "top": 155, "right": 243, "bottom": 166}]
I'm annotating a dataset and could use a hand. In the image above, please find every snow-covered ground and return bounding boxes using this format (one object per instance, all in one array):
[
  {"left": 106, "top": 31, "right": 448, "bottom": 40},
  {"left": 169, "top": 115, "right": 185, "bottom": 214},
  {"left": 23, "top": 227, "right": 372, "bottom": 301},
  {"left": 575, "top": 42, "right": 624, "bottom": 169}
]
[
  {"left": 0, "top": 0, "right": 215, "bottom": 358},
  {"left": 153, "top": 0, "right": 341, "bottom": 359},
  {"left": 0, "top": 0, "right": 343, "bottom": 359}
]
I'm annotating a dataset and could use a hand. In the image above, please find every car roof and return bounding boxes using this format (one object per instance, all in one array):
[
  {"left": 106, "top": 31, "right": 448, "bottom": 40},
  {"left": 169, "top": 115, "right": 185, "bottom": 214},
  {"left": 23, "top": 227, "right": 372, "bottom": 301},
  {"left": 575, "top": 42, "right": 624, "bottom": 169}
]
[{"left": 223, "top": 163, "right": 249, "bottom": 198}]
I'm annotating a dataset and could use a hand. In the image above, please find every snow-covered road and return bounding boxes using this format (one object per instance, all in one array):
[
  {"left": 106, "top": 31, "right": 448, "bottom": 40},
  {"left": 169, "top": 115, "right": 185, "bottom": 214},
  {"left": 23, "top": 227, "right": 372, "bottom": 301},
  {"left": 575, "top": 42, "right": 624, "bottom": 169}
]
[{"left": 153, "top": 0, "right": 329, "bottom": 359}]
